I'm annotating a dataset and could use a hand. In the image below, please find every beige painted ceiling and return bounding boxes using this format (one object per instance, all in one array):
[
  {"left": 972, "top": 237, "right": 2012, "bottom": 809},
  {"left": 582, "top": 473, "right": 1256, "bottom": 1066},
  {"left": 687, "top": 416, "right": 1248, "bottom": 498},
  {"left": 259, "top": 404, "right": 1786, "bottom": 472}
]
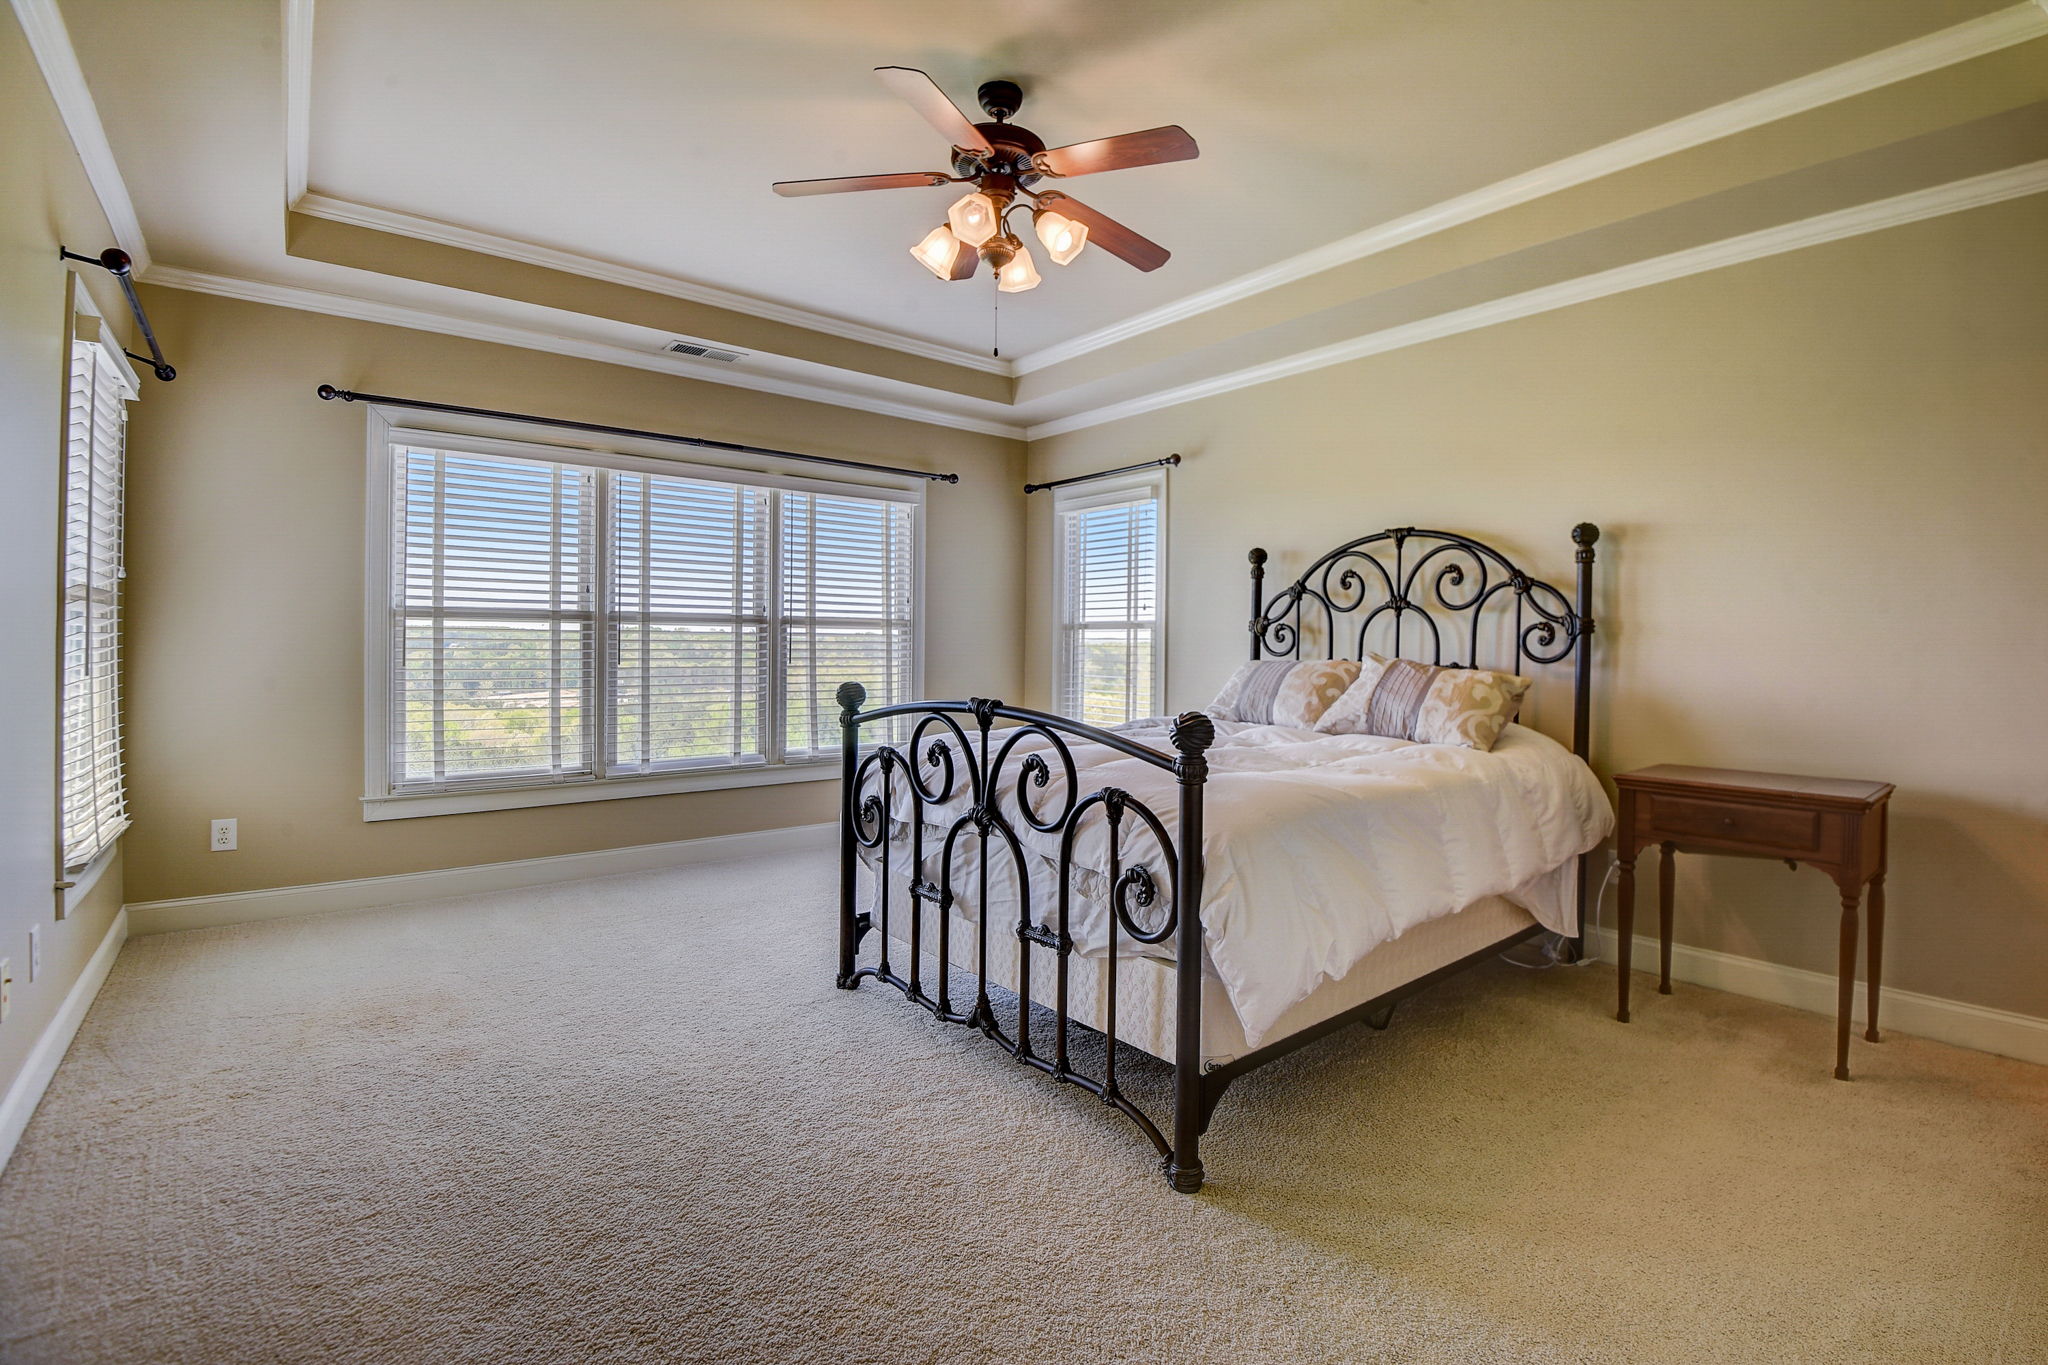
[
  {"left": 53, "top": 0, "right": 2041, "bottom": 429},
  {"left": 302, "top": 0, "right": 2005, "bottom": 357}
]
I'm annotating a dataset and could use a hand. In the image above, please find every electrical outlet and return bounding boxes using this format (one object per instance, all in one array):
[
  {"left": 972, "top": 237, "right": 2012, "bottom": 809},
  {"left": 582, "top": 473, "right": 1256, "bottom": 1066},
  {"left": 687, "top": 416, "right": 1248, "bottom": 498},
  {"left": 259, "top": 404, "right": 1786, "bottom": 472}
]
[
  {"left": 211, "top": 818, "right": 237, "bottom": 851},
  {"left": 28, "top": 925, "right": 40, "bottom": 983},
  {"left": 1, "top": 959, "right": 11, "bottom": 1022}
]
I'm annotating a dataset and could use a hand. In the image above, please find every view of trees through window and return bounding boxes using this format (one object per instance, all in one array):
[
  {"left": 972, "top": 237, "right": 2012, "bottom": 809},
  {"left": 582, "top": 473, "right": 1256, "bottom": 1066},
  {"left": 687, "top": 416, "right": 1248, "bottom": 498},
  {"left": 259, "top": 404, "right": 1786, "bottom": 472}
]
[
  {"left": 389, "top": 443, "right": 913, "bottom": 792},
  {"left": 1059, "top": 491, "right": 1161, "bottom": 727}
]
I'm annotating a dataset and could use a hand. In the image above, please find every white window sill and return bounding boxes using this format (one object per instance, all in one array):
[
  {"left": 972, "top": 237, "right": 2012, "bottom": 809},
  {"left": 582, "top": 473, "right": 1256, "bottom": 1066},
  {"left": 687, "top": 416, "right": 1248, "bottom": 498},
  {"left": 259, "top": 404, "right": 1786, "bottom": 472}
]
[
  {"left": 363, "top": 761, "right": 839, "bottom": 822},
  {"left": 61, "top": 837, "right": 122, "bottom": 914}
]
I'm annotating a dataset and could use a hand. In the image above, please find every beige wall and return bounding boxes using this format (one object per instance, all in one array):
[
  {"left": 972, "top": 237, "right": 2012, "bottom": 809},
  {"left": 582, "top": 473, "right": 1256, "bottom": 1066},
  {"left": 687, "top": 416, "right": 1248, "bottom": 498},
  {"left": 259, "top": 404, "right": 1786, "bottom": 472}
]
[
  {"left": 1024, "top": 193, "right": 2048, "bottom": 1021},
  {"left": 120, "top": 288, "right": 1024, "bottom": 903},
  {"left": 0, "top": 9, "right": 136, "bottom": 1107}
]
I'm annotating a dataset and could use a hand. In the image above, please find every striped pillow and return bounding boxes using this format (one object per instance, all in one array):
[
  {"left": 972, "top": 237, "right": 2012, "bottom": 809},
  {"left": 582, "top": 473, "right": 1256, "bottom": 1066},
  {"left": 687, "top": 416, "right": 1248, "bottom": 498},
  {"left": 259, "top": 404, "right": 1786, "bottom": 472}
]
[
  {"left": 1208, "top": 659, "right": 1360, "bottom": 728},
  {"left": 1313, "top": 654, "right": 1531, "bottom": 751}
]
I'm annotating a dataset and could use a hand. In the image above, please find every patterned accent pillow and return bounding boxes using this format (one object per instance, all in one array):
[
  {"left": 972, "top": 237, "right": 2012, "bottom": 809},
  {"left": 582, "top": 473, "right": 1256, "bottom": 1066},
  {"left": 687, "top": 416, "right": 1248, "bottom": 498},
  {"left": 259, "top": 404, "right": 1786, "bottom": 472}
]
[
  {"left": 1208, "top": 659, "right": 1361, "bottom": 728},
  {"left": 1314, "top": 653, "right": 1531, "bottom": 750}
]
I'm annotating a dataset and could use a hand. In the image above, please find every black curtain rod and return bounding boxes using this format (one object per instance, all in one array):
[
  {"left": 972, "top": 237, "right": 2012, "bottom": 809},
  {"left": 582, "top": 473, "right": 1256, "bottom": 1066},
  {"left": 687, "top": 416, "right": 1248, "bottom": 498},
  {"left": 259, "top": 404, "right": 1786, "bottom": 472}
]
[
  {"left": 314, "top": 385, "right": 960, "bottom": 484},
  {"left": 61, "top": 248, "right": 175, "bottom": 381},
  {"left": 1023, "top": 453, "right": 1179, "bottom": 494}
]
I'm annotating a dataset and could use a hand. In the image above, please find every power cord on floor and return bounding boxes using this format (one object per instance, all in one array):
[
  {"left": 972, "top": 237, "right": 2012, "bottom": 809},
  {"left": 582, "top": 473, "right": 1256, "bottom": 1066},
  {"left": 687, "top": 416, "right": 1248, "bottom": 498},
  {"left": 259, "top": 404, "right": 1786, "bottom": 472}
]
[{"left": 1497, "top": 853, "right": 1619, "bottom": 969}]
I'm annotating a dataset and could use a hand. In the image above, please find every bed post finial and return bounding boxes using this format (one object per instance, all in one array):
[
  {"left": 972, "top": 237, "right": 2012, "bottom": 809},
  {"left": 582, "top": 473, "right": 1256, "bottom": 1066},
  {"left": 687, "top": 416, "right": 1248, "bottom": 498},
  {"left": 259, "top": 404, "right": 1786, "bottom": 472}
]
[
  {"left": 1169, "top": 711, "right": 1215, "bottom": 768},
  {"left": 1248, "top": 549, "right": 1267, "bottom": 661},
  {"left": 836, "top": 681, "right": 867, "bottom": 720}
]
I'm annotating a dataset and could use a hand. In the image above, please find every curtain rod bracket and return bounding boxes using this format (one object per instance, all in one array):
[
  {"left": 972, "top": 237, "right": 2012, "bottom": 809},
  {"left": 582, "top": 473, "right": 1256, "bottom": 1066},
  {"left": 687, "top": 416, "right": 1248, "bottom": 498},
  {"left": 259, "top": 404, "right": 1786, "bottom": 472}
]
[
  {"left": 1023, "top": 453, "right": 1179, "bottom": 494},
  {"left": 61, "top": 247, "right": 176, "bottom": 381},
  {"left": 314, "top": 385, "right": 959, "bottom": 484}
]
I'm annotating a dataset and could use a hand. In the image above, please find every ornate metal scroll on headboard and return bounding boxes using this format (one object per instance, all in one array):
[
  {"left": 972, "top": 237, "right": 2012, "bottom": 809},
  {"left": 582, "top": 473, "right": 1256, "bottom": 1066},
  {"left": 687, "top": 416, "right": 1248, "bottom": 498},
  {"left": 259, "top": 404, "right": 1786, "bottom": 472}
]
[{"left": 1247, "top": 524, "right": 1599, "bottom": 759}]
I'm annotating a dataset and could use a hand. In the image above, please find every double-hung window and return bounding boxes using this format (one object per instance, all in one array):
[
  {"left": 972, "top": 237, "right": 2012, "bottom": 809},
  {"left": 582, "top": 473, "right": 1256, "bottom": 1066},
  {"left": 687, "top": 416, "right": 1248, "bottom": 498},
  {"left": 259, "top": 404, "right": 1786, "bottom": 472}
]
[
  {"left": 370, "top": 427, "right": 918, "bottom": 818},
  {"left": 60, "top": 331, "right": 137, "bottom": 873},
  {"left": 1054, "top": 475, "right": 1165, "bottom": 725}
]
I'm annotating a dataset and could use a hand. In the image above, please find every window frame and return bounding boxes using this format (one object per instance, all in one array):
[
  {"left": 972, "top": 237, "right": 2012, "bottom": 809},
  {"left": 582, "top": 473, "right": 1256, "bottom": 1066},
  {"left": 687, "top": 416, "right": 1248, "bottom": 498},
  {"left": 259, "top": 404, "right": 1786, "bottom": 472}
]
[
  {"left": 1051, "top": 470, "right": 1167, "bottom": 724},
  {"left": 57, "top": 309, "right": 139, "bottom": 891},
  {"left": 362, "top": 412, "right": 924, "bottom": 821}
]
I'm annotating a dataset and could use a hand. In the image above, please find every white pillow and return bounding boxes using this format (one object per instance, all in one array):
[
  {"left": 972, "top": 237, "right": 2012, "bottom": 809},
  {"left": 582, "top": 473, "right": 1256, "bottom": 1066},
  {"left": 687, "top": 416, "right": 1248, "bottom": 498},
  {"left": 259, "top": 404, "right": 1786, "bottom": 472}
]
[
  {"left": 1314, "top": 654, "right": 1530, "bottom": 751},
  {"left": 1207, "top": 659, "right": 1361, "bottom": 728}
]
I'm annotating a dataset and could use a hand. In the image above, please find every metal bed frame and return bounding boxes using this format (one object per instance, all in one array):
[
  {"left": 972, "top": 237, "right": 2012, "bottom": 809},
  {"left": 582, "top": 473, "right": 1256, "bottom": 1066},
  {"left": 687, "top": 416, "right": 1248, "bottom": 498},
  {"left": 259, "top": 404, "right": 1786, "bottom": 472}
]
[{"left": 836, "top": 523, "right": 1599, "bottom": 1192}]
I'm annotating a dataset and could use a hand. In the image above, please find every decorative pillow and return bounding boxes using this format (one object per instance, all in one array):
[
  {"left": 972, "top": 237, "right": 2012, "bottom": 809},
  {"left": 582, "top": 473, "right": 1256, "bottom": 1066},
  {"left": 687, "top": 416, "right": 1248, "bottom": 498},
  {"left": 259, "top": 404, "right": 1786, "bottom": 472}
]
[
  {"left": 1313, "top": 653, "right": 1530, "bottom": 751},
  {"left": 1207, "top": 659, "right": 1360, "bottom": 728}
]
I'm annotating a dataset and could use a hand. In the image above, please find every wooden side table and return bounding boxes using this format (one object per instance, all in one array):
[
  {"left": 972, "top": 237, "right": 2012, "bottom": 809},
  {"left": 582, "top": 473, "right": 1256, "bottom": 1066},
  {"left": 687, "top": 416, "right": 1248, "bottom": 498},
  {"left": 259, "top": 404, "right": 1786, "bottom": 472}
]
[{"left": 1612, "top": 765, "right": 1894, "bottom": 1080}]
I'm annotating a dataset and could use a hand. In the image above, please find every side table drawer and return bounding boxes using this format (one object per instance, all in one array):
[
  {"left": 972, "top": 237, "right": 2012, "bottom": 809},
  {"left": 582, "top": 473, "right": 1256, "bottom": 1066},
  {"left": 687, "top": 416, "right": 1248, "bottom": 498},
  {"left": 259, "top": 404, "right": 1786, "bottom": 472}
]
[{"left": 1645, "top": 794, "right": 1824, "bottom": 855}]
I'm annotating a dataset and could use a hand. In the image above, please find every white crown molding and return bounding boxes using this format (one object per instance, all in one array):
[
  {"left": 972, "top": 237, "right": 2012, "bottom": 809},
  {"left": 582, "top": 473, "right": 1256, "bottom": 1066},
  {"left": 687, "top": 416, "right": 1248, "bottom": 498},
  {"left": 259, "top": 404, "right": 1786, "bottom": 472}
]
[
  {"left": 289, "top": 194, "right": 1013, "bottom": 378},
  {"left": 276, "top": 0, "right": 1006, "bottom": 378},
  {"left": 10, "top": 0, "right": 152, "bottom": 271},
  {"left": 127, "top": 825, "right": 833, "bottom": 935},
  {"left": 143, "top": 264, "right": 1028, "bottom": 439},
  {"left": 283, "top": 0, "right": 314, "bottom": 205},
  {"left": 1011, "top": 1, "right": 2048, "bottom": 377},
  {"left": 1025, "top": 159, "right": 2048, "bottom": 440}
]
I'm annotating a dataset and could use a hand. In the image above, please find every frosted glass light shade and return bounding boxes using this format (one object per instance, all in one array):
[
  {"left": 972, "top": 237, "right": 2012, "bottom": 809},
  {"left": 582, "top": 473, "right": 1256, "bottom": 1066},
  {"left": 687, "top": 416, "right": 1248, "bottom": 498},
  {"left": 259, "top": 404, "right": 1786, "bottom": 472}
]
[
  {"left": 910, "top": 225, "right": 974, "bottom": 280},
  {"left": 946, "top": 191, "right": 1001, "bottom": 248},
  {"left": 996, "top": 242, "right": 1041, "bottom": 293},
  {"left": 1034, "top": 209, "right": 1088, "bottom": 265}
]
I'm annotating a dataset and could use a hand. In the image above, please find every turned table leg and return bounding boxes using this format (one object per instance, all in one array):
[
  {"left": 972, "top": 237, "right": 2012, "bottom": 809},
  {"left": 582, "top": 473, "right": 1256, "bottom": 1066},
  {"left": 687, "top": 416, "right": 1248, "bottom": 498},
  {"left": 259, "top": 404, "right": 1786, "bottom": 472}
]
[
  {"left": 1617, "top": 853, "right": 1636, "bottom": 1023},
  {"left": 1658, "top": 842, "right": 1676, "bottom": 994},
  {"left": 1865, "top": 875, "right": 1885, "bottom": 1043},
  {"left": 1836, "top": 885, "right": 1861, "bottom": 1080}
]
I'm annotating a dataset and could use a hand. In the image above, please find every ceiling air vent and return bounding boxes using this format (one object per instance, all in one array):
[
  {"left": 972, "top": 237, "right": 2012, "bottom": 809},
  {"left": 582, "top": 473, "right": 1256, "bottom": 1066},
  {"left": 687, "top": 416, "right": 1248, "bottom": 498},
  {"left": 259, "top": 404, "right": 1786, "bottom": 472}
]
[{"left": 664, "top": 340, "right": 746, "bottom": 364}]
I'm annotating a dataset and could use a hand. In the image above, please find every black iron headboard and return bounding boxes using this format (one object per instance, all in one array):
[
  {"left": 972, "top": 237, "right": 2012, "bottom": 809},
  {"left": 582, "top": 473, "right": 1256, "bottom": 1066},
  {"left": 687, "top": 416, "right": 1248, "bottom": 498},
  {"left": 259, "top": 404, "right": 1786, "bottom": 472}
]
[{"left": 1246, "top": 524, "right": 1599, "bottom": 763}]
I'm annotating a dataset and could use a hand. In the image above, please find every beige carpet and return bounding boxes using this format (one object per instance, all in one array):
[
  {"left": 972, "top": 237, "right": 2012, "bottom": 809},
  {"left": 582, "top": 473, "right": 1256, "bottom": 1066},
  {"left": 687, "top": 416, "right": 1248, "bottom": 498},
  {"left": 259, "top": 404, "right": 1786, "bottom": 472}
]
[{"left": 2, "top": 848, "right": 2044, "bottom": 1364}]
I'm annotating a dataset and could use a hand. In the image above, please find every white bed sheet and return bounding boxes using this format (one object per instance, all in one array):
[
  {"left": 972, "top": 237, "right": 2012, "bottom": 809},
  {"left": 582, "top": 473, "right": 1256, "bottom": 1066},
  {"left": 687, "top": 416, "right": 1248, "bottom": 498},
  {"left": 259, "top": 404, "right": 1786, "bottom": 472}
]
[{"left": 859, "top": 719, "right": 1612, "bottom": 1050}]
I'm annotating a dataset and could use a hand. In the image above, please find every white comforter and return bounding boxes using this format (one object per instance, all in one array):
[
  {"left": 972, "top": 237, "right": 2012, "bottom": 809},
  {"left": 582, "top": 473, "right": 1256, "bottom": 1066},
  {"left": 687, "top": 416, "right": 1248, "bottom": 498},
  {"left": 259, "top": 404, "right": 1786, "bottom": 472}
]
[{"left": 861, "top": 719, "right": 1613, "bottom": 1049}]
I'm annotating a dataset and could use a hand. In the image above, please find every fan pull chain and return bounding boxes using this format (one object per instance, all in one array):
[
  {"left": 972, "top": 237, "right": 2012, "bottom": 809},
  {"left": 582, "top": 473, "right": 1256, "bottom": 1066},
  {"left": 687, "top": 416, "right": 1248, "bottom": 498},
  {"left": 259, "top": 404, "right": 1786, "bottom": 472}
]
[{"left": 993, "top": 287, "right": 1001, "bottom": 359}]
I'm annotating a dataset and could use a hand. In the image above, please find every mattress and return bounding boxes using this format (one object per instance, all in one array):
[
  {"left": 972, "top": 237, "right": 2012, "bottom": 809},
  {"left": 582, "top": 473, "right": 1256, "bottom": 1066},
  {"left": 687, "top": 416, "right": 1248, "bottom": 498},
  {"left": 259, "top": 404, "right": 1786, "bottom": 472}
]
[{"left": 864, "top": 872, "right": 1538, "bottom": 1069}]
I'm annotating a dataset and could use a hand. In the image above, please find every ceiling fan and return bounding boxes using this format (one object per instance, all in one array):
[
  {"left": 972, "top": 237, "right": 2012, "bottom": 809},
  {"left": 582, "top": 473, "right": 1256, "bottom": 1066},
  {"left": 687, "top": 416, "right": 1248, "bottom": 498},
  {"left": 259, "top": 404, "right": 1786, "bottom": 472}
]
[{"left": 772, "top": 68, "right": 1198, "bottom": 292}]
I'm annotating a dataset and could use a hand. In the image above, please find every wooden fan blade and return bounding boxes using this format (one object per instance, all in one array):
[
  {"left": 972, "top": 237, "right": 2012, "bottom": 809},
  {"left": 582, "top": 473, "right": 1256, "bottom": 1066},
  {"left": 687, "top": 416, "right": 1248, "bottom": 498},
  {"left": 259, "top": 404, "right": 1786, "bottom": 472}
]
[
  {"left": 1034, "top": 193, "right": 1170, "bottom": 271},
  {"left": 874, "top": 66, "right": 994, "bottom": 154},
  {"left": 1037, "top": 125, "right": 1198, "bottom": 178},
  {"left": 773, "top": 172, "right": 951, "bottom": 197}
]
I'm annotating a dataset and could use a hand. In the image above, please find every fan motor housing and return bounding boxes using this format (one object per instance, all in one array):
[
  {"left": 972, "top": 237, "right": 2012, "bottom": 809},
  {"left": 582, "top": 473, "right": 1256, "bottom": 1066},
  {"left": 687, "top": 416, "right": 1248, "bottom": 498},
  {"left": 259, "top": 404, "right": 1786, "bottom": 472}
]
[{"left": 955, "top": 121, "right": 1045, "bottom": 185}]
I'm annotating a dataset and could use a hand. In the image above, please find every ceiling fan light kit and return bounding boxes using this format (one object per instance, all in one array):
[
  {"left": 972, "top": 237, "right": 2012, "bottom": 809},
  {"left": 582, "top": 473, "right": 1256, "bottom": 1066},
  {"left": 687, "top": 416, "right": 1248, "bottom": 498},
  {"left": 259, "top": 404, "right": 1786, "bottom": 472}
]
[{"left": 772, "top": 67, "right": 1198, "bottom": 295}]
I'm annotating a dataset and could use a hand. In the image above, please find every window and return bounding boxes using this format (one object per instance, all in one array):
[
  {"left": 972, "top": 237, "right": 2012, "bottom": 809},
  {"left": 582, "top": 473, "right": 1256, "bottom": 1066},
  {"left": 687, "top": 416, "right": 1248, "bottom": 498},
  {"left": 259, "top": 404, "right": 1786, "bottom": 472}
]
[
  {"left": 370, "top": 428, "right": 918, "bottom": 817},
  {"left": 60, "top": 334, "right": 137, "bottom": 870},
  {"left": 1055, "top": 476, "right": 1164, "bottom": 726}
]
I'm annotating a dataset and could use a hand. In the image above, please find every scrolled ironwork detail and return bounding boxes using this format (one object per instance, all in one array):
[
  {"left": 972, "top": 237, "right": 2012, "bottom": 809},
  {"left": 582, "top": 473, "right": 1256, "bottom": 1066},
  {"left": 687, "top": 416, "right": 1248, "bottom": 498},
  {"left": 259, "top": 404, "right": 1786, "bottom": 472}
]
[
  {"left": 989, "top": 723, "right": 1080, "bottom": 833},
  {"left": 1245, "top": 527, "right": 1584, "bottom": 676},
  {"left": 1112, "top": 863, "right": 1174, "bottom": 944}
]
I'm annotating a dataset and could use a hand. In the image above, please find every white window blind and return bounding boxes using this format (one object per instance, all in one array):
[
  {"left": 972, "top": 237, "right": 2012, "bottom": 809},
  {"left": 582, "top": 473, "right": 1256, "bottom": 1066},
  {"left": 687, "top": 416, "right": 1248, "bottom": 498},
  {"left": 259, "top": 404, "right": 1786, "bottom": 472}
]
[
  {"left": 383, "top": 437, "right": 917, "bottom": 803},
  {"left": 60, "top": 338, "right": 136, "bottom": 871},
  {"left": 781, "top": 492, "right": 915, "bottom": 760},
  {"left": 393, "top": 446, "right": 597, "bottom": 791},
  {"left": 1057, "top": 487, "right": 1162, "bottom": 726},
  {"left": 609, "top": 469, "right": 770, "bottom": 774}
]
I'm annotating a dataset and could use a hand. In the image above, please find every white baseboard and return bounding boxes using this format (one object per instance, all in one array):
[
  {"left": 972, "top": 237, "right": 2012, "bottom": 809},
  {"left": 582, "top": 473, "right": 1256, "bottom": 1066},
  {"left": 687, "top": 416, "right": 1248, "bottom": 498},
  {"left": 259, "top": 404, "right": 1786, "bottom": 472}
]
[
  {"left": 125, "top": 822, "right": 835, "bottom": 936},
  {"left": 0, "top": 908, "right": 128, "bottom": 1172},
  {"left": 1589, "top": 927, "right": 2048, "bottom": 1068}
]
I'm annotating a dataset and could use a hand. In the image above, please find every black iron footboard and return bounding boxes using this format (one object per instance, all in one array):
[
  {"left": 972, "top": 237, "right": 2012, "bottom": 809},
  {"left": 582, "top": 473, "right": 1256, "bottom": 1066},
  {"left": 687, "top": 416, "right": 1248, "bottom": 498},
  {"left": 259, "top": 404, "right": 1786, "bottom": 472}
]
[{"left": 835, "top": 683, "right": 1215, "bottom": 1193}]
